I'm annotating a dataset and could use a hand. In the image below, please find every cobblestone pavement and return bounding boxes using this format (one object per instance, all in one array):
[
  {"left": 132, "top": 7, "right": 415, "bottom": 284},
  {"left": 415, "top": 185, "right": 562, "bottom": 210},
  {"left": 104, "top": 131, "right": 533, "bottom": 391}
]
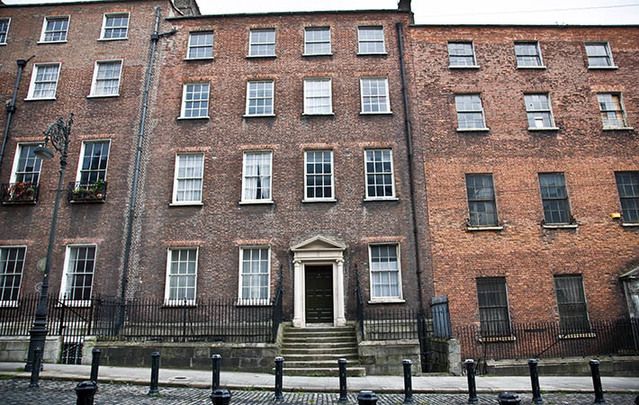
[{"left": 1, "top": 379, "right": 637, "bottom": 404}]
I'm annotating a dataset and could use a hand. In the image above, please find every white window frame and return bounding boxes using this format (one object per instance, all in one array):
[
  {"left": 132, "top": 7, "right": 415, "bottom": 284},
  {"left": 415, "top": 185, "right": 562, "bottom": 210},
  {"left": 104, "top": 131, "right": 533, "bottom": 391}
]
[
  {"left": 180, "top": 82, "right": 210, "bottom": 119},
  {"left": 241, "top": 151, "right": 273, "bottom": 204},
  {"left": 368, "top": 243, "right": 403, "bottom": 302},
  {"left": 89, "top": 60, "right": 123, "bottom": 98},
  {"left": 171, "top": 153, "right": 205, "bottom": 205},
  {"left": 26, "top": 63, "right": 61, "bottom": 100},
  {"left": 59, "top": 245, "right": 96, "bottom": 306},
  {"left": 357, "top": 26, "right": 386, "bottom": 55},
  {"left": 75, "top": 140, "right": 111, "bottom": 187},
  {"left": 10, "top": 143, "right": 43, "bottom": 185},
  {"left": 39, "top": 15, "right": 70, "bottom": 43},
  {"left": 100, "top": 12, "right": 129, "bottom": 40},
  {"left": 448, "top": 41, "right": 478, "bottom": 68},
  {"left": 585, "top": 42, "right": 616, "bottom": 69},
  {"left": 514, "top": 41, "right": 544, "bottom": 68},
  {"left": 303, "top": 78, "right": 333, "bottom": 115},
  {"left": 186, "top": 31, "right": 214, "bottom": 60},
  {"left": 597, "top": 93, "right": 629, "bottom": 129},
  {"left": 455, "top": 94, "right": 489, "bottom": 131},
  {"left": 0, "top": 245, "right": 27, "bottom": 307},
  {"left": 304, "top": 150, "right": 335, "bottom": 202},
  {"left": 164, "top": 247, "right": 198, "bottom": 306},
  {"left": 524, "top": 93, "right": 557, "bottom": 130},
  {"left": 304, "top": 27, "right": 331, "bottom": 56},
  {"left": 238, "top": 246, "right": 271, "bottom": 305},
  {"left": 360, "top": 77, "right": 391, "bottom": 114},
  {"left": 245, "top": 80, "right": 275, "bottom": 117},
  {"left": 0, "top": 17, "right": 11, "bottom": 45},
  {"left": 364, "top": 149, "right": 396, "bottom": 200},
  {"left": 248, "top": 28, "right": 276, "bottom": 57}
]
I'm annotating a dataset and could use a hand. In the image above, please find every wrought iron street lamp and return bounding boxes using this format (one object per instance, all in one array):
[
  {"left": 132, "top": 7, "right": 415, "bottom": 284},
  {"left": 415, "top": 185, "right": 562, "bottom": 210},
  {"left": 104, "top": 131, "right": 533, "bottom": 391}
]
[{"left": 25, "top": 114, "right": 73, "bottom": 379}]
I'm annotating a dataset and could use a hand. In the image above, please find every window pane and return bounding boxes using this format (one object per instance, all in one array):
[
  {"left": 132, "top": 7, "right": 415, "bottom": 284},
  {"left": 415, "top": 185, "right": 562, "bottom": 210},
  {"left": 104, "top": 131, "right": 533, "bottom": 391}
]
[
  {"left": 365, "top": 149, "right": 394, "bottom": 198},
  {"left": 477, "top": 278, "right": 511, "bottom": 336},
  {"left": 167, "top": 248, "right": 197, "bottom": 302},
  {"left": 240, "top": 247, "right": 269, "bottom": 301},
  {"left": 304, "top": 27, "right": 330, "bottom": 55},
  {"left": 249, "top": 29, "right": 275, "bottom": 57},
  {"left": 370, "top": 245, "right": 400, "bottom": 299},
  {"left": 361, "top": 78, "right": 389, "bottom": 113},
  {"left": 93, "top": 61, "right": 122, "bottom": 96},
  {"left": 182, "top": 83, "right": 210, "bottom": 118},
  {"left": 358, "top": 27, "right": 385, "bottom": 54},
  {"left": 304, "top": 79, "right": 331, "bottom": 114},
  {"left": 615, "top": 171, "right": 639, "bottom": 223},
  {"left": 554, "top": 275, "right": 590, "bottom": 333},
  {"left": 515, "top": 42, "right": 542, "bottom": 67},
  {"left": 448, "top": 42, "right": 476, "bottom": 66},
  {"left": 43, "top": 17, "right": 69, "bottom": 42},
  {"left": 247, "top": 81, "right": 274, "bottom": 115},
  {"left": 305, "top": 150, "right": 333, "bottom": 199},
  {"left": 175, "top": 154, "right": 204, "bottom": 203},
  {"left": 0, "top": 247, "right": 26, "bottom": 302},
  {"left": 103, "top": 14, "right": 128, "bottom": 39},
  {"left": 64, "top": 246, "right": 96, "bottom": 301},
  {"left": 14, "top": 144, "right": 42, "bottom": 185},
  {"left": 79, "top": 141, "right": 109, "bottom": 187},
  {"left": 188, "top": 32, "right": 213, "bottom": 59},
  {"left": 242, "top": 151, "right": 272, "bottom": 201},
  {"left": 466, "top": 174, "right": 498, "bottom": 226}
]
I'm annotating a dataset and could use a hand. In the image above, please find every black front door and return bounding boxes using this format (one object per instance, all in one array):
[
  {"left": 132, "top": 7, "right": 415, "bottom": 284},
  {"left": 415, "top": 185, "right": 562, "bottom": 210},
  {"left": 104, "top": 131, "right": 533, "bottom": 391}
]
[{"left": 305, "top": 265, "right": 333, "bottom": 323}]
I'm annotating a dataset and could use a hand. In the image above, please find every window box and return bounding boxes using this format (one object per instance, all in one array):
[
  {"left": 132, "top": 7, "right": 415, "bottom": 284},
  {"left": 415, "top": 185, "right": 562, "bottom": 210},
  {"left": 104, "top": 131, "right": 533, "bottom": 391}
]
[
  {"left": 67, "top": 180, "right": 107, "bottom": 203},
  {"left": 1, "top": 182, "right": 39, "bottom": 205}
]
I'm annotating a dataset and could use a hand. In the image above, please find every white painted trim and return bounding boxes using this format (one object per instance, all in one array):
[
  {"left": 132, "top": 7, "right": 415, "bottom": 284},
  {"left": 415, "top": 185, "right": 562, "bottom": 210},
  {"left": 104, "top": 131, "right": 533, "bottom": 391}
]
[
  {"left": 237, "top": 246, "right": 271, "bottom": 304},
  {"left": 59, "top": 244, "right": 97, "bottom": 302},
  {"left": 303, "top": 149, "right": 334, "bottom": 201},
  {"left": 359, "top": 77, "right": 391, "bottom": 114},
  {"left": 74, "top": 139, "right": 111, "bottom": 184},
  {"left": 0, "top": 17, "right": 10, "bottom": 45},
  {"left": 241, "top": 150, "right": 273, "bottom": 204},
  {"left": 364, "top": 148, "right": 396, "bottom": 200},
  {"left": 9, "top": 143, "right": 42, "bottom": 185},
  {"left": 248, "top": 28, "right": 276, "bottom": 57},
  {"left": 585, "top": 41, "right": 616, "bottom": 68},
  {"left": 0, "top": 245, "right": 27, "bottom": 305},
  {"left": 455, "top": 93, "right": 487, "bottom": 131},
  {"left": 357, "top": 25, "right": 386, "bottom": 55},
  {"left": 39, "top": 15, "right": 70, "bottom": 43},
  {"left": 164, "top": 247, "right": 199, "bottom": 306},
  {"left": 514, "top": 40, "right": 544, "bottom": 68},
  {"left": 99, "top": 12, "right": 129, "bottom": 41},
  {"left": 89, "top": 59, "right": 123, "bottom": 97},
  {"left": 186, "top": 30, "right": 214, "bottom": 60},
  {"left": 303, "top": 78, "right": 333, "bottom": 115},
  {"left": 368, "top": 243, "right": 403, "bottom": 301},
  {"left": 180, "top": 82, "right": 210, "bottom": 119},
  {"left": 245, "top": 80, "right": 275, "bottom": 116},
  {"left": 303, "top": 26, "right": 331, "bottom": 56},
  {"left": 26, "top": 62, "right": 61, "bottom": 100},
  {"left": 172, "top": 152, "right": 205, "bottom": 204}
]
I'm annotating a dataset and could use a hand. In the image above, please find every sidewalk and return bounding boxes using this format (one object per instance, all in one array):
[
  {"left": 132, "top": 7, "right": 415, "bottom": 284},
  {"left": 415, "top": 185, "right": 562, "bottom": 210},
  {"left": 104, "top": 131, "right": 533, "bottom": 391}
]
[{"left": 1, "top": 362, "right": 638, "bottom": 393}]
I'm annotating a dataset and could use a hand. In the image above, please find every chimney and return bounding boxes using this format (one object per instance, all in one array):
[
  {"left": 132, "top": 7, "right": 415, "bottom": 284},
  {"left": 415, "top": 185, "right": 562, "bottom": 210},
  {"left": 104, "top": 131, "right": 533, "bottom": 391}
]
[{"left": 398, "top": 0, "right": 411, "bottom": 12}]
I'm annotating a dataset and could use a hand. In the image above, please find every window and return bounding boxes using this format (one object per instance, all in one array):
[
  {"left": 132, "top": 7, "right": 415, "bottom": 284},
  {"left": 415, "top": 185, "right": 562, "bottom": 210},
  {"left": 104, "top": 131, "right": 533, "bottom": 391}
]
[
  {"left": 249, "top": 29, "right": 275, "bottom": 57},
  {"left": 0, "top": 247, "right": 26, "bottom": 305},
  {"left": 514, "top": 42, "right": 543, "bottom": 67},
  {"left": 466, "top": 174, "right": 498, "bottom": 227},
  {"left": 187, "top": 31, "right": 213, "bottom": 59},
  {"left": 554, "top": 275, "right": 590, "bottom": 333},
  {"left": 101, "top": 13, "right": 128, "bottom": 40},
  {"left": 448, "top": 42, "right": 477, "bottom": 67},
  {"left": 615, "top": 171, "right": 639, "bottom": 224},
  {"left": 0, "top": 18, "right": 10, "bottom": 44},
  {"left": 365, "top": 149, "right": 395, "bottom": 199},
  {"left": 239, "top": 247, "right": 270, "bottom": 303},
  {"left": 27, "top": 63, "right": 60, "bottom": 100},
  {"left": 585, "top": 42, "right": 615, "bottom": 68},
  {"left": 360, "top": 78, "right": 390, "bottom": 114},
  {"left": 304, "top": 78, "right": 332, "bottom": 115},
  {"left": 539, "top": 173, "right": 572, "bottom": 225},
  {"left": 358, "top": 26, "right": 385, "bottom": 54},
  {"left": 181, "top": 83, "right": 210, "bottom": 119},
  {"left": 60, "top": 246, "right": 96, "bottom": 302},
  {"left": 455, "top": 94, "right": 487, "bottom": 130},
  {"left": 77, "top": 140, "right": 110, "bottom": 187},
  {"left": 41, "top": 16, "right": 69, "bottom": 42},
  {"left": 369, "top": 244, "right": 401, "bottom": 300},
  {"left": 304, "top": 150, "right": 334, "bottom": 201},
  {"left": 597, "top": 93, "right": 627, "bottom": 129},
  {"left": 476, "top": 277, "right": 511, "bottom": 337},
  {"left": 245, "top": 80, "right": 274, "bottom": 116},
  {"left": 165, "top": 248, "right": 198, "bottom": 305},
  {"left": 90, "top": 60, "right": 122, "bottom": 97},
  {"left": 304, "top": 27, "right": 331, "bottom": 55},
  {"left": 172, "top": 153, "right": 204, "bottom": 204},
  {"left": 242, "top": 151, "right": 272, "bottom": 203},
  {"left": 524, "top": 94, "right": 556, "bottom": 129},
  {"left": 11, "top": 144, "right": 42, "bottom": 185}
]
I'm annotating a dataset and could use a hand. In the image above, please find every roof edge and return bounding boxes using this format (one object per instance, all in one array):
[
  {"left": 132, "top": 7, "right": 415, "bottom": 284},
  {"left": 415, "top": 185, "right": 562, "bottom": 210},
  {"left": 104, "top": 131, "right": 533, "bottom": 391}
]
[
  {"left": 410, "top": 23, "right": 639, "bottom": 28},
  {"left": 166, "top": 8, "right": 410, "bottom": 20}
]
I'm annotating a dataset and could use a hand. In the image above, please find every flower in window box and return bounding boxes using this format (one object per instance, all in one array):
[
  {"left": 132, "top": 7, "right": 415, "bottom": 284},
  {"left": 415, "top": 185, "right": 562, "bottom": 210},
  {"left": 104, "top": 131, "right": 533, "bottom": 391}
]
[{"left": 11, "top": 182, "right": 35, "bottom": 201}]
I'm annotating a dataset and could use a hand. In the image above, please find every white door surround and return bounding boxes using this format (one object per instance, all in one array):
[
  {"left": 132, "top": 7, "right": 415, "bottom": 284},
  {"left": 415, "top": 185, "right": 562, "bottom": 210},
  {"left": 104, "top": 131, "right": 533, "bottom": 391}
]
[{"left": 291, "top": 235, "right": 347, "bottom": 328}]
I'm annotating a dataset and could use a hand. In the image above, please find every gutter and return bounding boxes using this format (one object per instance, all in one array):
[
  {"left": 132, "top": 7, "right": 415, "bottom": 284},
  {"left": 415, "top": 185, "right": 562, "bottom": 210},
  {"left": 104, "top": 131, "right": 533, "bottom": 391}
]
[{"left": 0, "top": 57, "right": 33, "bottom": 179}]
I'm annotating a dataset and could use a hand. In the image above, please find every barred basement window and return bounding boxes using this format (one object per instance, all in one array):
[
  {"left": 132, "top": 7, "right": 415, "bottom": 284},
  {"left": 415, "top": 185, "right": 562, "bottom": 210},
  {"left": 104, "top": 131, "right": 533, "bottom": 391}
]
[
  {"left": 476, "top": 277, "right": 511, "bottom": 337},
  {"left": 554, "top": 275, "right": 590, "bottom": 333}
]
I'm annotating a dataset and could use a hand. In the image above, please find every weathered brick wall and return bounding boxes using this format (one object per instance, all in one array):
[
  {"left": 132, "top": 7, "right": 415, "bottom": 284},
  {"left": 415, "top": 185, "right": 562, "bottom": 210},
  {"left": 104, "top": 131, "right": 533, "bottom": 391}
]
[
  {"left": 407, "top": 26, "right": 639, "bottom": 328},
  {"left": 0, "top": 1, "right": 172, "bottom": 299}
]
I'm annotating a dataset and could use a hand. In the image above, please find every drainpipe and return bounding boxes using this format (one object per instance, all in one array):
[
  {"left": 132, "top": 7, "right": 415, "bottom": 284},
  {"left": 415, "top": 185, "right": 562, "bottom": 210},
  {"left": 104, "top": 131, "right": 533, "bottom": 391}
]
[
  {"left": 0, "top": 57, "right": 34, "bottom": 178},
  {"left": 395, "top": 22, "right": 426, "bottom": 315},
  {"left": 119, "top": 7, "right": 176, "bottom": 305}
]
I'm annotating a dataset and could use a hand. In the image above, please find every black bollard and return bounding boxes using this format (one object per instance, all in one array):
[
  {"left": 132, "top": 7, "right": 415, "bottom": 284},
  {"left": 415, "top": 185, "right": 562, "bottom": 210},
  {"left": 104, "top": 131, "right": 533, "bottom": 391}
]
[
  {"left": 464, "top": 359, "right": 478, "bottom": 404},
  {"left": 357, "top": 390, "right": 378, "bottom": 405},
  {"left": 90, "top": 348, "right": 101, "bottom": 382},
  {"left": 211, "top": 388, "right": 232, "bottom": 405},
  {"left": 75, "top": 381, "right": 97, "bottom": 405},
  {"left": 148, "top": 351, "right": 160, "bottom": 395},
  {"left": 402, "top": 359, "right": 414, "bottom": 404},
  {"left": 274, "top": 356, "right": 284, "bottom": 402},
  {"left": 338, "top": 358, "right": 348, "bottom": 403},
  {"left": 589, "top": 359, "right": 605, "bottom": 404},
  {"left": 528, "top": 359, "right": 543, "bottom": 404},
  {"left": 497, "top": 392, "right": 521, "bottom": 405},
  {"left": 211, "top": 354, "right": 222, "bottom": 392},
  {"left": 29, "top": 347, "right": 43, "bottom": 388}
]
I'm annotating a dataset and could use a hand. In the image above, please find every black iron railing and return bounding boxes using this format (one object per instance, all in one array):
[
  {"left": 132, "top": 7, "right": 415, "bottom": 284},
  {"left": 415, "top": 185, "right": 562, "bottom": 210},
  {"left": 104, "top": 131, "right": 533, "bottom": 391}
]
[
  {"left": 456, "top": 318, "right": 639, "bottom": 361},
  {"left": 67, "top": 180, "right": 107, "bottom": 203},
  {"left": 0, "top": 182, "right": 39, "bottom": 204},
  {"left": 362, "top": 306, "right": 424, "bottom": 341}
]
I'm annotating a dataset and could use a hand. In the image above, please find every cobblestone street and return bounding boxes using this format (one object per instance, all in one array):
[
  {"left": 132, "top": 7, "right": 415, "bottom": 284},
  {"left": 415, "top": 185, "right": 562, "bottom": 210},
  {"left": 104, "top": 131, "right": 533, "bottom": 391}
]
[{"left": 1, "top": 379, "right": 637, "bottom": 405}]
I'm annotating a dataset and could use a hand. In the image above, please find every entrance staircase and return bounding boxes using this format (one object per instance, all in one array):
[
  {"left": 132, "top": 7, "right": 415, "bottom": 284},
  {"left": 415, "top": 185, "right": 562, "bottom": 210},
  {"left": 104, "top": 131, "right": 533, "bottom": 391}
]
[{"left": 280, "top": 324, "right": 366, "bottom": 376}]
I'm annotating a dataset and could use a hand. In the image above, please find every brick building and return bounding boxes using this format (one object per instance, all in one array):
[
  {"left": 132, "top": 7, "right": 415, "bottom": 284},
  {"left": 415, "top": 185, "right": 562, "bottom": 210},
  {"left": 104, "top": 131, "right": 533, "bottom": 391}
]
[{"left": 0, "top": 0, "right": 638, "bottom": 370}]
